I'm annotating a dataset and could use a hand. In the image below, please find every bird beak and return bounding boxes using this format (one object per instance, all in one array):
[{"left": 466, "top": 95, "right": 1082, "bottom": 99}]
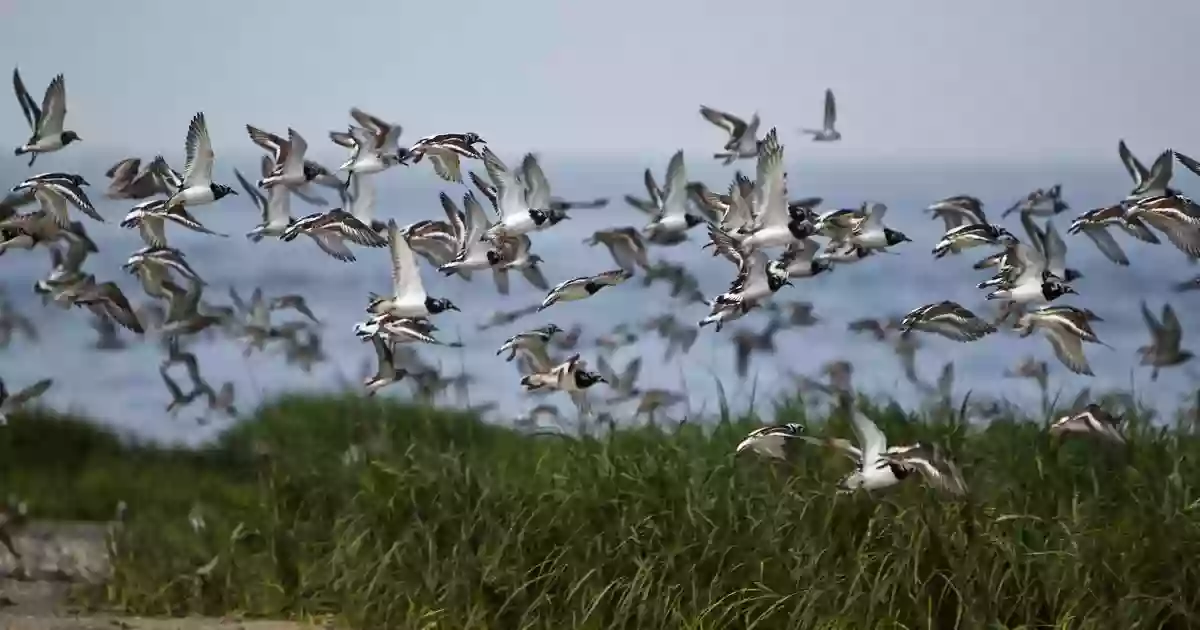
[
  {"left": 449, "top": 304, "right": 461, "bottom": 312},
  {"left": 230, "top": 189, "right": 240, "bottom": 195},
  {"left": 1066, "top": 287, "right": 1078, "bottom": 294}
]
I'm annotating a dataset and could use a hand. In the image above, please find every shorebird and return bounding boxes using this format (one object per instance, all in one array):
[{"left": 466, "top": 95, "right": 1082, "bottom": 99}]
[
  {"left": 366, "top": 221, "right": 460, "bottom": 318},
  {"left": 799, "top": 88, "right": 841, "bottom": 142},
  {"left": 163, "top": 112, "right": 237, "bottom": 210},
  {"left": 799, "top": 412, "right": 968, "bottom": 495},
  {"left": 12, "top": 69, "right": 80, "bottom": 165},
  {"left": 699, "top": 105, "right": 761, "bottom": 165}
]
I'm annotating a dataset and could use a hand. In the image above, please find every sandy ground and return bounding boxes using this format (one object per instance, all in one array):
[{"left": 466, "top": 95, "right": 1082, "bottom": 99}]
[{"left": 0, "top": 521, "right": 323, "bottom": 630}]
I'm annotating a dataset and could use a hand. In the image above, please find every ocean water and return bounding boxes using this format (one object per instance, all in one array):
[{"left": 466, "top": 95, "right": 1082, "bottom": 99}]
[{"left": 2, "top": 152, "right": 1198, "bottom": 445}]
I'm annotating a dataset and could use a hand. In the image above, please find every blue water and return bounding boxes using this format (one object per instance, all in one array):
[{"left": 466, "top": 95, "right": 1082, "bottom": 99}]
[{"left": 3, "top": 152, "right": 1198, "bottom": 445}]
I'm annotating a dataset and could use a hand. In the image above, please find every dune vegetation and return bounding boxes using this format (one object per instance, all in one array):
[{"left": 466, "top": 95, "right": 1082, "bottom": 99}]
[{"left": 3, "top": 390, "right": 1200, "bottom": 629}]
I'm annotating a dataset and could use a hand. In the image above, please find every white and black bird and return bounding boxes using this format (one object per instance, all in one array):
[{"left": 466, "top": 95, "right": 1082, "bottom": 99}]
[
  {"left": 119, "top": 199, "right": 226, "bottom": 248},
  {"left": 899, "top": 301, "right": 997, "bottom": 342},
  {"left": 492, "top": 233, "right": 550, "bottom": 295},
  {"left": 245, "top": 125, "right": 343, "bottom": 205},
  {"left": 363, "top": 335, "right": 407, "bottom": 397},
  {"left": 1049, "top": 404, "right": 1126, "bottom": 445},
  {"left": 338, "top": 108, "right": 407, "bottom": 174},
  {"left": 10, "top": 176, "right": 101, "bottom": 228},
  {"left": 699, "top": 105, "right": 761, "bottom": 165},
  {"left": 480, "top": 149, "right": 570, "bottom": 242},
  {"left": 164, "top": 113, "right": 237, "bottom": 210},
  {"left": 1020, "top": 213, "right": 1081, "bottom": 282},
  {"left": 367, "top": 221, "right": 460, "bottom": 318},
  {"left": 519, "top": 353, "right": 608, "bottom": 415},
  {"left": 496, "top": 324, "right": 563, "bottom": 362},
  {"left": 235, "top": 160, "right": 294, "bottom": 241},
  {"left": 539, "top": 269, "right": 630, "bottom": 312},
  {"left": 926, "top": 195, "right": 988, "bottom": 231},
  {"left": 718, "top": 129, "right": 810, "bottom": 252},
  {"left": 776, "top": 237, "right": 833, "bottom": 279},
  {"left": 1065, "top": 204, "right": 1150, "bottom": 267},
  {"left": 404, "top": 132, "right": 486, "bottom": 183},
  {"left": 436, "top": 191, "right": 507, "bottom": 277},
  {"left": 1014, "top": 305, "right": 1109, "bottom": 376},
  {"left": 735, "top": 423, "right": 805, "bottom": 461},
  {"left": 280, "top": 207, "right": 388, "bottom": 263},
  {"left": 800, "top": 411, "right": 967, "bottom": 495},
  {"left": 932, "top": 222, "right": 1016, "bottom": 258},
  {"left": 12, "top": 69, "right": 80, "bottom": 166},
  {"left": 641, "top": 151, "right": 705, "bottom": 245},
  {"left": 980, "top": 240, "right": 1076, "bottom": 306},
  {"left": 799, "top": 88, "right": 841, "bottom": 142}
]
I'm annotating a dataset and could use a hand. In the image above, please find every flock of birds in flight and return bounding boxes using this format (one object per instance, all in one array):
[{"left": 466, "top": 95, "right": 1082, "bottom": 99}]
[{"left": 1, "top": 69, "right": 1199, "bottom": 497}]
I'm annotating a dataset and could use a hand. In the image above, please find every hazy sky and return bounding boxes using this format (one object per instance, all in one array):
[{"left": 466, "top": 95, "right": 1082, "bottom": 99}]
[{"left": 0, "top": 0, "right": 1197, "bottom": 160}]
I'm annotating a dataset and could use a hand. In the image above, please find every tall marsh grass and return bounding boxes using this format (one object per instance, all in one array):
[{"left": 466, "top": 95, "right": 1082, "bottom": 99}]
[{"left": 3, "top": 392, "right": 1200, "bottom": 628}]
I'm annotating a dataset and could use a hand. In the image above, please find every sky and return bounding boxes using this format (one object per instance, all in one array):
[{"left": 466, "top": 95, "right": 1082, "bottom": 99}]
[{"left": 0, "top": 0, "right": 1198, "bottom": 161}]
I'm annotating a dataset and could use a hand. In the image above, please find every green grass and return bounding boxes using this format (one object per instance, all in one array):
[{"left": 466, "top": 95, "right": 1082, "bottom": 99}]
[{"left": 4, "top": 391, "right": 1200, "bottom": 628}]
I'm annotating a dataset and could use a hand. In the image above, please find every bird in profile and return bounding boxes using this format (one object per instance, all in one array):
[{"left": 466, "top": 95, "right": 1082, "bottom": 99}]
[
  {"left": 1014, "top": 305, "right": 1109, "bottom": 376},
  {"left": 163, "top": 112, "right": 238, "bottom": 210},
  {"left": 698, "top": 105, "right": 761, "bottom": 165},
  {"left": 900, "top": 301, "right": 997, "bottom": 342},
  {"left": 735, "top": 423, "right": 805, "bottom": 461},
  {"left": 539, "top": 269, "right": 630, "bottom": 312},
  {"left": 1049, "top": 404, "right": 1126, "bottom": 445},
  {"left": 12, "top": 69, "right": 80, "bottom": 166},
  {"left": 799, "top": 411, "right": 967, "bottom": 495},
  {"left": 799, "top": 88, "right": 841, "bottom": 142},
  {"left": 1138, "top": 300, "right": 1193, "bottom": 381}
]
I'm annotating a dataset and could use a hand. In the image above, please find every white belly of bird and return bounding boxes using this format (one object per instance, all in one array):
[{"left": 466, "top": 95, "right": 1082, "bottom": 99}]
[
  {"left": 1008, "top": 281, "right": 1048, "bottom": 305},
  {"left": 741, "top": 226, "right": 793, "bottom": 250},
  {"left": 500, "top": 213, "right": 537, "bottom": 236},
  {"left": 179, "top": 186, "right": 216, "bottom": 206},
  {"left": 657, "top": 214, "right": 690, "bottom": 233},
  {"left": 346, "top": 153, "right": 386, "bottom": 175},
  {"left": 29, "top": 136, "right": 64, "bottom": 151},
  {"left": 859, "top": 462, "right": 903, "bottom": 491},
  {"left": 853, "top": 229, "right": 889, "bottom": 250}
]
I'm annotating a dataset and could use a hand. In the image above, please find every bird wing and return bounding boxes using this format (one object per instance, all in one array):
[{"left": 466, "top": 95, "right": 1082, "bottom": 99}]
[
  {"left": 1081, "top": 226, "right": 1129, "bottom": 266},
  {"left": 388, "top": 221, "right": 427, "bottom": 303},
  {"left": 233, "top": 169, "right": 267, "bottom": 220},
  {"left": 9, "top": 378, "right": 52, "bottom": 406},
  {"left": 752, "top": 129, "right": 788, "bottom": 229},
  {"left": 284, "top": 128, "right": 308, "bottom": 175},
  {"left": 1132, "top": 150, "right": 1174, "bottom": 199},
  {"left": 246, "top": 124, "right": 286, "bottom": 163},
  {"left": 643, "top": 167, "right": 662, "bottom": 207},
  {"left": 438, "top": 192, "right": 467, "bottom": 249},
  {"left": 182, "top": 112, "right": 215, "bottom": 188},
  {"left": 12, "top": 68, "right": 39, "bottom": 131},
  {"left": 462, "top": 191, "right": 491, "bottom": 246},
  {"left": 1043, "top": 323, "right": 1093, "bottom": 376},
  {"left": 823, "top": 88, "right": 836, "bottom": 130},
  {"left": 483, "top": 148, "right": 521, "bottom": 219},
  {"left": 698, "top": 106, "right": 747, "bottom": 143},
  {"left": 1118, "top": 139, "right": 1148, "bottom": 188},
  {"left": 36, "top": 74, "right": 67, "bottom": 137},
  {"left": 659, "top": 150, "right": 687, "bottom": 220},
  {"left": 346, "top": 171, "right": 376, "bottom": 225},
  {"left": 521, "top": 154, "right": 552, "bottom": 210},
  {"left": 1161, "top": 302, "right": 1184, "bottom": 351},
  {"left": 849, "top": 411, "right": 888, "bottom": 465}
]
